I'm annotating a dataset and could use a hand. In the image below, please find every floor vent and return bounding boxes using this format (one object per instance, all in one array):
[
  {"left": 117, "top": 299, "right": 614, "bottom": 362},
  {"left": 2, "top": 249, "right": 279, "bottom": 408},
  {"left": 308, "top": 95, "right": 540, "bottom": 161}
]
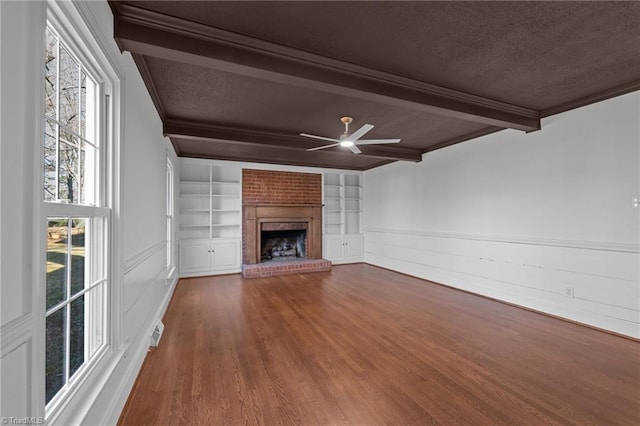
[{"left": 150, "top": 320, "right": 164, "bottom": 347}]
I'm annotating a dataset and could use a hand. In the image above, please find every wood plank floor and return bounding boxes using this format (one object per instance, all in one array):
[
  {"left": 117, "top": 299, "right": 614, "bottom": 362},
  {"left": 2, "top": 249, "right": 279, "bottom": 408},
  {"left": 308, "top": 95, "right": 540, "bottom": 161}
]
[{"left": 118, "top": 264, "right": 640, "bottom": 425}]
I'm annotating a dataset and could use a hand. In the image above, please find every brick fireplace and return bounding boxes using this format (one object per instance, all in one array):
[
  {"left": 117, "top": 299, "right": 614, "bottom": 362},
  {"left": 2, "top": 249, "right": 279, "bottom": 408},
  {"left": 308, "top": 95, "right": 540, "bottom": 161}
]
[{"left": 242, "top": 169, "right": 331, "bottom": 278}]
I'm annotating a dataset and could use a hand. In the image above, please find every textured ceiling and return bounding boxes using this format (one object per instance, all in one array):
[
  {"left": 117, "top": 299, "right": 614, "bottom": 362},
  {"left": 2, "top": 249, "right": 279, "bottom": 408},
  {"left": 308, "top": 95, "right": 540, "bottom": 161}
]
[{"left": 110, "top": 1, "right": 640, "bottom": 170}]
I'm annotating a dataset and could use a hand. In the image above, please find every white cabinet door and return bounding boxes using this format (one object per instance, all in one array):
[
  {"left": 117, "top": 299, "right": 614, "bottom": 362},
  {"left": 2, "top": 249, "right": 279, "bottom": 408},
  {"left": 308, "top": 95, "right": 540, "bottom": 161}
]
[
  {"left": 212, "top": 239, "right": 241, "bottom": 271},
  {"left": 179, "top": 240, "right": 211, "bottom": 273},
  {"left": 344, "top": 234, "right": 364, "bottom": 261},
  {"left": 323, "top": 235, "right": 344, "bottom": 261}
]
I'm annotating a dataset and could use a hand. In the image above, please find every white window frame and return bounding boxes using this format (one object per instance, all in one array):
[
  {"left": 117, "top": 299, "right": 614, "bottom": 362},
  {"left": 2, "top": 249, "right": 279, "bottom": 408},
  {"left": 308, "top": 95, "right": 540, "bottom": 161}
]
[
  {"left": 166, "top": 157, "right": 175, "bottom": 270},
  {"left": 32, "top": 1, "right": 123, "bottom": 421}
]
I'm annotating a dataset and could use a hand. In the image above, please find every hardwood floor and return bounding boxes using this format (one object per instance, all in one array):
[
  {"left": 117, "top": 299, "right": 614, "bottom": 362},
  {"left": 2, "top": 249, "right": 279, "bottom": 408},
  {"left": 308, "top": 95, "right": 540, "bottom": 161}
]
[{"left": 118, "top": 264, "right": 640, "bottom": 425}]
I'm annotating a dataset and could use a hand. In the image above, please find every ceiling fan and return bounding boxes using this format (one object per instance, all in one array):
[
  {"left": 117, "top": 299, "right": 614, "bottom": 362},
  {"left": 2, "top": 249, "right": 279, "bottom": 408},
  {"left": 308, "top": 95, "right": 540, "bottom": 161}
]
[{"left": 300, "top": 116, "right": 401, "bottom": 154}]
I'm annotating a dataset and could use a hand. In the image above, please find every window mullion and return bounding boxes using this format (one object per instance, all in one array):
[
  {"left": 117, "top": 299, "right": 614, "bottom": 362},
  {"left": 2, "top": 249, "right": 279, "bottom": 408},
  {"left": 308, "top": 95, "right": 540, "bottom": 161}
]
[
  {"left": 43, "top": 202, "right": 109, "bottom": 218},
  {"left": 77, "top": 63, "right": 82, "bottom": 204},
  {"left": 55, "top": 38, "right": 60, "bottom": 201},
  {"left": 64, "top": 219, "right": 72, "bottom": 387},
  {"left": 45, "top": 278, "right": 106, "bottom": 317},
  {"left": 102, "top": 93, "right": 109, "bottom": 207}
]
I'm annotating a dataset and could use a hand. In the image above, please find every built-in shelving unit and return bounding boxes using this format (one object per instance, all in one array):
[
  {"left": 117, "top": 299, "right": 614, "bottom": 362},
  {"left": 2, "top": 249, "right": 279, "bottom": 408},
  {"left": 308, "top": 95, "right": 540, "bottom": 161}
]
[
  {"left": 210, "top": 166, "right": 242, "bottom": 239},
  {"left": 343, "top": 174, "right": 362, "bottom": 235},
  {"left": 323, "top": 172, "right": 343, "bottom": 235},
  {"left": 323, "top": 173, "right": 362, "bottom": 235},
  {"left": 178, "top": 159, "right": 242, "bottom": 276},
  {"left": 323, "top": 172, "right": 364, "bottom": 263},
  {"left": 179, "top": 163, "right": 241, "bottom": 240}
]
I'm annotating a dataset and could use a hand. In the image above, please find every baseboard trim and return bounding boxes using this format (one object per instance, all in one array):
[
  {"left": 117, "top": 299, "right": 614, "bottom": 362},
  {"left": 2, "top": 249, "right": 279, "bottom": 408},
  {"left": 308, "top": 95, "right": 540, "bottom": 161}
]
[
  {"left": 365, "top": 262, "right": 640, "bottom": 343},
  {"left": 179, "top": 270, "right": 241, "bottom": 279}
]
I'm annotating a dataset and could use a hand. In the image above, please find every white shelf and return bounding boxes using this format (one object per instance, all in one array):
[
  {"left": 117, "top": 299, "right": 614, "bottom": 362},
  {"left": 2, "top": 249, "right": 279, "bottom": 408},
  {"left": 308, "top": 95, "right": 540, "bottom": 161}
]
[
  {"left": 181, "top": 180, "right": 209, "bottom": 185},
  {"left": 178, "top": 161, "right": 242, "bottom": 246},
  {"left": 180, "top": 194, "right": 209, "bottom": 198}
]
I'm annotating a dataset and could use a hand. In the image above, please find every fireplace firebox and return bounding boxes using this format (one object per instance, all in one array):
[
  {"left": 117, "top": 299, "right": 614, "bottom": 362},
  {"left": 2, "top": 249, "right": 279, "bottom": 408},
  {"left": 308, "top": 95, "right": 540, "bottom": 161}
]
[{"left": 260, "top": 228, "right": 307, "bottom": 261}]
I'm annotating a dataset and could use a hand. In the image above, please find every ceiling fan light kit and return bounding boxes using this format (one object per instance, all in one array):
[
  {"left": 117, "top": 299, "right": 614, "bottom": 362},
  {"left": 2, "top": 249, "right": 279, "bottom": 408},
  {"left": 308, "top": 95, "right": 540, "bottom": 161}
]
[{"left": 301, "top": 116, "right": 401, "bottom": 154}]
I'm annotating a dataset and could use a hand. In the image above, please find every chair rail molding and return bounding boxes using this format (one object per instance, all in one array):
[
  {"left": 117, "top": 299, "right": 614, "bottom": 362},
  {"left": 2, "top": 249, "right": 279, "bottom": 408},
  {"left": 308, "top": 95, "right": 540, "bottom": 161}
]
[
  {"left": 0, "top": 313, "right": 33, "bottom": 357},
  {"left": 365, "top": 227, "right": 640, "bottom": 254},
  {"left": 124, "top": 240, "right": 167, "bottom": 275}
]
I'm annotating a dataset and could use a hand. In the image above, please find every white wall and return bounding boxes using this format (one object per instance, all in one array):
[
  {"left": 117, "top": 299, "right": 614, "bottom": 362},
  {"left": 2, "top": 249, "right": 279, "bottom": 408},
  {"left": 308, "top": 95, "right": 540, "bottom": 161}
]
[
  {"left": 0, "top": 1, "right": 178, "bottom": 424},
  {"left": 0, "top": 1, "right": 41, "bottom": 419},
  {"left": 0, "top": 0, "right": 38, "bottom": 326},
  {"left": 364, "top": 92, "right": 640, "bottom": 338}
]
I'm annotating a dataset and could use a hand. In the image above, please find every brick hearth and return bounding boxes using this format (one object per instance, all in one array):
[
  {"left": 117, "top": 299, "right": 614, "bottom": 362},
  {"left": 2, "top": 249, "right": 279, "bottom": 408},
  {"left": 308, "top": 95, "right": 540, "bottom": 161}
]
[{"left": 242, "top": 258, "right": 331, "bottom": 278}]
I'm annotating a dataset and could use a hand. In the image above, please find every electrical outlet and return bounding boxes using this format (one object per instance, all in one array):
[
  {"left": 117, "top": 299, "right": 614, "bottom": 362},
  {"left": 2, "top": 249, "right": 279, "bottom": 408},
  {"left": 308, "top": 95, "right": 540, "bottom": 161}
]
[
  {"left": 564, "top": 286, "right": 574, "bottom": 298},
  {"left": 633, "top": 197, "right": 639, "bottom": 208}
]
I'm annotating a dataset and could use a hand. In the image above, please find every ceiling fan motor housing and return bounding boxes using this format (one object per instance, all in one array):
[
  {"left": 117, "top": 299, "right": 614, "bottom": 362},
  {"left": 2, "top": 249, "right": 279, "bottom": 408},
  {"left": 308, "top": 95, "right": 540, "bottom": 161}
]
[{"left": 301, "top": 116, "right": 399, "bottom": 153}]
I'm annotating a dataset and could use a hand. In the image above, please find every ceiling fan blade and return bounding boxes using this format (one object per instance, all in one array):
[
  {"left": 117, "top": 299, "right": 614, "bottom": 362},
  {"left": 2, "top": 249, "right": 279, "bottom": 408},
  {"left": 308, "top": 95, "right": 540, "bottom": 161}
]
[
  {"left": 349, "top": 124, "right": 374, "bottom": 141},
  {"left": 307, "top": 142, "right": 341, "bottom": 151},
  {"left": 300, "top": 133, "right": 341, "bottom": 143},
  {"left": 348, "top": 144, "right": 362, "bottom": 154},
  {"left": 355, "top": 138, "right": 401, "bottom": 145}
]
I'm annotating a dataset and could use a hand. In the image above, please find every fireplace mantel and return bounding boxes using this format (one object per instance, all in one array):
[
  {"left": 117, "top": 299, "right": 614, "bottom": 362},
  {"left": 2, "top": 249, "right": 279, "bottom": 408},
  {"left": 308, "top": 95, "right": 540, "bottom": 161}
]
[{"left": 243, "top": 203, "right": 323, "bottom": 264}]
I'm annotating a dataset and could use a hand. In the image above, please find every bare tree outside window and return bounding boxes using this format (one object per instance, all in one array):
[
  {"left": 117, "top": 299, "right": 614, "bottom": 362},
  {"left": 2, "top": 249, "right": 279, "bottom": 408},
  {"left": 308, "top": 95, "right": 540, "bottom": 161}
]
[{"left": 44, "top": 29, "right": 94, "bottom": 205}]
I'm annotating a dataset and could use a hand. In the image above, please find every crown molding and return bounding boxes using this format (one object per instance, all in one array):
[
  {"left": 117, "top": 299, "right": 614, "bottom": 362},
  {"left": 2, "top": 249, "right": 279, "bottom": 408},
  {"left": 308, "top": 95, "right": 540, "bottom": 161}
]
[
  {"left": 542, "top": 80, "right": 640, "bottom": 118},
  {"left": 130, "top": 54, "right": 166, "bottom": 120}
]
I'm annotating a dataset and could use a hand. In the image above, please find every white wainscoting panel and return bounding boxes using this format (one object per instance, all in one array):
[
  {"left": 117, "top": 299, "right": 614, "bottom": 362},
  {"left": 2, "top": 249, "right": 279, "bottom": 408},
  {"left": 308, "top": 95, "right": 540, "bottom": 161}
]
[
  {"left": 365, "top": 228, "right": 640, "bottom": 338},
  {"left": 0, "top": 314, "right": 33, "bottom": 419},
  {"left": 123, "top": 241, "right": 167, "bottom": 316},
  {"left": 1, "top": 342, "right": 30, "bottom": 419}
]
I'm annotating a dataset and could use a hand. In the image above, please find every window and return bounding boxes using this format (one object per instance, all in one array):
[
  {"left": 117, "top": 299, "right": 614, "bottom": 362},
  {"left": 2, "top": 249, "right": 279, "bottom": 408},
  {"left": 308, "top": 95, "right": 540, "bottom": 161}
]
[
  {"left": 43, "top": 25, "right": 109, "bottom": 407},
  {"left": 166, "top": 158, "right": 174, "bottom": 268}
]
